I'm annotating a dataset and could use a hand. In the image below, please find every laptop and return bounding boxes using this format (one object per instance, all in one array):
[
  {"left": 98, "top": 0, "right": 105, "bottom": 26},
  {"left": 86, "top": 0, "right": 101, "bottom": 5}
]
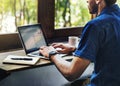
[{"left": 18, "top": 23, "right": 48, "bottom": 58}]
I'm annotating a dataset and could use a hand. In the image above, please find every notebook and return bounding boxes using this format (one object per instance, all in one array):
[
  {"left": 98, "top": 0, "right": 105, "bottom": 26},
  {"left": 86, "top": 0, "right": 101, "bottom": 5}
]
[
  {"left": 3, "top": 55, "right": 40, "bottom": 65},
  {"left": 18, "top": 23, "right": 48, "bottom": 59}
]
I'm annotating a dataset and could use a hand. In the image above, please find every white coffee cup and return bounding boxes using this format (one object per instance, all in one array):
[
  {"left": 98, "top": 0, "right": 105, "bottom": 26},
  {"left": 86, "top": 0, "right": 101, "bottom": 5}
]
[{"left": 68, "top": 36, "right": 79, "bottom": 47}]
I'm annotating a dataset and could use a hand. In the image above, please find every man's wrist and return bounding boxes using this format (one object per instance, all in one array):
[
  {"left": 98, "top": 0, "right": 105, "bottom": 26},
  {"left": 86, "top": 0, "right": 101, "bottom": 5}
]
[
  {"left": 49, "top": 51, "right": 58, "bottom": 60},
  {"left": 71, "top": 46, "right": 76, "bottom": 52}
]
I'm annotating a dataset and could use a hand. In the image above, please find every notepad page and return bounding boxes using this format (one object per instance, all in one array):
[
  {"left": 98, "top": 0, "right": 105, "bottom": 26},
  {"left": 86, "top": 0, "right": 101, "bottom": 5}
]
[{"left": 3, "top": 55, "right": 40, "bottom": 65}]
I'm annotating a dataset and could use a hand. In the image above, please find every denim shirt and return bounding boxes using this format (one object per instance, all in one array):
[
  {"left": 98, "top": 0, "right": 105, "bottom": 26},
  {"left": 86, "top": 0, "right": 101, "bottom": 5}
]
[{"left": 74, "top": 4, "right": 120, "bottom": 86}]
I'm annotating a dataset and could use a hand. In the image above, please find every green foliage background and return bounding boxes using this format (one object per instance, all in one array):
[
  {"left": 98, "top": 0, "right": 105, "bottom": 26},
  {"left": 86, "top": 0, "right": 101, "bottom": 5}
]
[
  {"left": 55, "top": 0, "right": 91, "bottom": 28},
  {"left": 0, "top": 0, "right": 120, "bottom": 32},
  {"left": 55, "top": 0, "right": 120, "bottom": 29},
  {"left": 0, "top": 0, "right": 37, "bottom": 32}
]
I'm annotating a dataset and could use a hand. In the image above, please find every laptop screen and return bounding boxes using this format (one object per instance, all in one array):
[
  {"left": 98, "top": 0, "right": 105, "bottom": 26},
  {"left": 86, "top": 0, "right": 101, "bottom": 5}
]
[{"left": 18, "top": 24, "right": 47, "bottom": 54}]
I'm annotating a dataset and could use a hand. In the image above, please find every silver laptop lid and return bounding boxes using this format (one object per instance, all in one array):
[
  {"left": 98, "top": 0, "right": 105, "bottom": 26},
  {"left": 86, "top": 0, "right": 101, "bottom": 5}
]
[{"left": 18, "top": 23, "right": 47, "bottom": 54}]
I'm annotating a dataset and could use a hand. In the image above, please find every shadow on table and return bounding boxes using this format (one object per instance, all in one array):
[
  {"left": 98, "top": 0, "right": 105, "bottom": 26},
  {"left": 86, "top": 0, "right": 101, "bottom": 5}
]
[{"left": 0, "top": 69, "right": 10, "bottom": 81}]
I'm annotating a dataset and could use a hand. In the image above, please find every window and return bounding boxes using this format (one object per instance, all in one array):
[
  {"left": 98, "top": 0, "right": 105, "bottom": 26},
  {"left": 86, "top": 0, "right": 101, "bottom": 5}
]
[
  {"left": 38, "top": 0, "right": 120, "bottom": 43},
  {"left": 117, "top": 0, "right": 120, "bottom": 5},
  {"left": 55, "top": 0, "right": 90, "bottom": 29},
  {"left": 38, "top": 0, "right": 84, "bottom": 43},
  {"left": 0, "top": 0, "right": 37, "bottom": 33},
  {"left": 1, "top": 0, "right": 120, "bottom": 34},
  {"left": 1, "top": 0, "right": 120, "bottom": 51},
  {"left": 55, "top": 0, "right": 120, "bottom": 29}
]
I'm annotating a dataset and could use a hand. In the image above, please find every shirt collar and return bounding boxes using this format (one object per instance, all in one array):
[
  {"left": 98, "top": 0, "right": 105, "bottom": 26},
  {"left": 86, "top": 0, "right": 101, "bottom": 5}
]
[{"left": 99, "top": 4, "right": 120, "bottom": 16}]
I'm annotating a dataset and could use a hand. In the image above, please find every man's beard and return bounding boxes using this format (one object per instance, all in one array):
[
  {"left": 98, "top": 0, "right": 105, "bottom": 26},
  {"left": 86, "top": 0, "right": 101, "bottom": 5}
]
[{"left": 89, "top": 3, "right": 98, "bottom": 14}]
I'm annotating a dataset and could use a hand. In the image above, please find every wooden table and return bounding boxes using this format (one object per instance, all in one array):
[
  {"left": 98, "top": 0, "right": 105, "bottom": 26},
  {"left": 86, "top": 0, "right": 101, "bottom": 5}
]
[
  {"left": 0, "top": 49, "right": 73, "bottom": 72},
  {"left": 0, "top": 49, "right": 94, "bottom": 86}
]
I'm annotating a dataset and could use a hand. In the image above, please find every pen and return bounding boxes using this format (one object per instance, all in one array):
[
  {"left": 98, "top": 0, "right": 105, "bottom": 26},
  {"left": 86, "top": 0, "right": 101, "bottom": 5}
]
[{"left": 11, "top": 58, "right": 33, "bottom": 61}]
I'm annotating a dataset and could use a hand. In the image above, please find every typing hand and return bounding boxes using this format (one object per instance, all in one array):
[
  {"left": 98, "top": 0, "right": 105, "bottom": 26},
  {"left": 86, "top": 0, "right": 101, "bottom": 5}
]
[
  {"left": 39, "top": 46, "right": 56, "bottom": 58},
  {"left": 51, "top": 43, "right": 76, "bottom": 54}
]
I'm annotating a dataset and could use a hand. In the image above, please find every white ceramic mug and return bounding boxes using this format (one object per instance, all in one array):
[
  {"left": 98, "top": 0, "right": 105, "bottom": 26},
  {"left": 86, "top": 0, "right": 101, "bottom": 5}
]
[{"left": 68, "top": 36, "right": 79, "bottom": 47}]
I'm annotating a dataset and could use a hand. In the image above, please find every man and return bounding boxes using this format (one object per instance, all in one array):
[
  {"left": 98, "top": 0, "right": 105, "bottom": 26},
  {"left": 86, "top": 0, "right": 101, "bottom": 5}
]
[{"left": 40, "top": 0, "right": 120, "bottom": 85}]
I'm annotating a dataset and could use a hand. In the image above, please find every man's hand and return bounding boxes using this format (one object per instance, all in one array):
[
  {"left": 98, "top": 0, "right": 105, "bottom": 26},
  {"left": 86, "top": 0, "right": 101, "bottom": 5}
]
[
  {"left": 51, "top": 43, "right": 76, "bottom": 54},
  {"left": 39, "top": 46, "right": 56, "bottom": 58}
]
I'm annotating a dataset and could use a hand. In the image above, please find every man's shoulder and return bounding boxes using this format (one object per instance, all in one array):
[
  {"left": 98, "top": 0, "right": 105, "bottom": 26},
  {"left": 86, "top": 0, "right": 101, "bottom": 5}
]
[{"left": 88, "top": 14, "right": 113, "bottom": 26}]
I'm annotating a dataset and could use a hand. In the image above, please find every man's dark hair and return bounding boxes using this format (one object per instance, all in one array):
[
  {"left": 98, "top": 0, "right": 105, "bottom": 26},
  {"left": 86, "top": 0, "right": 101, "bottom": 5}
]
[{"left": 104, "top": 0, "right": 117, "bottom": 6}]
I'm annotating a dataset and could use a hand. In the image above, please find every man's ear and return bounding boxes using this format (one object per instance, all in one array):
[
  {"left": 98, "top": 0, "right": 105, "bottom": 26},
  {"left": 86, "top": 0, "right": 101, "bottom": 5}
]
[{"left": 95, "top": 0, "right": 102, "bottom": 4}]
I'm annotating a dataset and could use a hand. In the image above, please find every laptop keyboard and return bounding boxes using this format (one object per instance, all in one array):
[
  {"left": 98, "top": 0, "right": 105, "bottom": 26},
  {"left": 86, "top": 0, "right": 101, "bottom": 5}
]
[{"left": 32, "top": 52, "right": 43, "bottom": 56}]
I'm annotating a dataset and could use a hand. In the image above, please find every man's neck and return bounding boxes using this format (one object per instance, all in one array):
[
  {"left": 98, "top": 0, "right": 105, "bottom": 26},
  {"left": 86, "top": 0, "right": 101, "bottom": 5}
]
[{"left": 97, "top": 1, "right": 106, "bottom": 15}]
